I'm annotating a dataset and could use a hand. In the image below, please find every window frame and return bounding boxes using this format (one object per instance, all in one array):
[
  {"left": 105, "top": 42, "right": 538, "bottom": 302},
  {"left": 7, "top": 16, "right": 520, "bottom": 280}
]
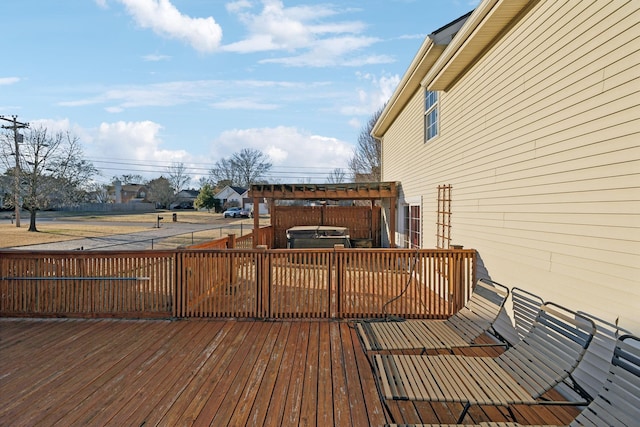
[
  {"left": 407, "top": 204, "right": 421, "bottom": 249},
  {"left": 424, "top": 89, "right": 439, "bottom": 142}
]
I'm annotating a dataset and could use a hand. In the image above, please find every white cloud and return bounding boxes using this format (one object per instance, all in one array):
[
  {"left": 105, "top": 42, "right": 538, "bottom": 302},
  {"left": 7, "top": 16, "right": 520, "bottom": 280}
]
[
  {"left": 223, "top": 0, "right": 388, "bottom": 68},
  {"left": 211, "top": 126, "right": 354, "bottom": 175},
  {"left": 398, "top": 33, "right": 427, "bottom": 40},
  {"left": 340, "top": 72, "right": 400, "bottom": 116},
  {"left": 57, "top": 79, "right": 318, "bottom": 112},
  {"left": 22, "top": 118, "right": 354, "bottom": 184},
  {"left": 89, "top": 120, "right": 202, "bottom": 181},
  {"left": 28, "top": 119, "right": 92, "bottom": 144},
  {"left": 226, "top": 0, "right": 252, "bottom": 14},
  {"left": 114, "top": 0, "right": 223, "bottom": 53},
  {"left": 210, "top": 99, "right": 278, "bottom": 110},
  {"left": 348, "top": 118, "right": 361, "bottom": 129},
  {"left": 95, "top": 120, "right": 168, "bottom": 159},
  {"left": 58, "top": 80, "right": 218, "bottom": 110},
  {"left": 261, "top": 36, "right": 393, "bottom": 68},
  {"left": 142, "top": 53, "right": 171, "bottom": 61},
  {"left": 0, "top": 77, "right": 21, "bottom": 85}
]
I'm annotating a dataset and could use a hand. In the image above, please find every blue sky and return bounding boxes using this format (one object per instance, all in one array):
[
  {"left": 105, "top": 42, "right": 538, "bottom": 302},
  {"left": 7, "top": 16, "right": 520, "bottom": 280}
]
[{"left": 1, "top": 0, "right": 476, "bottom": 186}]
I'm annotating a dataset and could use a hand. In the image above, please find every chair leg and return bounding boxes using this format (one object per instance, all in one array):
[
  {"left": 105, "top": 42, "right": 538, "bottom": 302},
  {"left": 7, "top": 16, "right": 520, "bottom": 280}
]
[
  {"left": 456, "top": 402, "right": 471, "bottom": 423},
  {"left": 507, "top": 405, "right": 517, "bottom": 422}
]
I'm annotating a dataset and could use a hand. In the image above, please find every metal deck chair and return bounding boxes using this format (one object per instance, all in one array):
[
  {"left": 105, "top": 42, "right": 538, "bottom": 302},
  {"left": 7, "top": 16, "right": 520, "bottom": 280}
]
[
  {"left": 374, "top": 302, "right": 596, "bottom": 423},
  {"left": 356, "top": 278, "right": 510, "bottom": 352},
  {"left": 386, "top": 334, "right": 640, "bottom": 427}
]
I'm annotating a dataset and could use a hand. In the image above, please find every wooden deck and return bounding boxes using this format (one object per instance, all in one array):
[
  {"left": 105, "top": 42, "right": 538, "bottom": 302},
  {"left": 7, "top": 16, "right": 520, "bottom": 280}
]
[{"left": 0, "top": 318, "right": 580, "bottom": 426}]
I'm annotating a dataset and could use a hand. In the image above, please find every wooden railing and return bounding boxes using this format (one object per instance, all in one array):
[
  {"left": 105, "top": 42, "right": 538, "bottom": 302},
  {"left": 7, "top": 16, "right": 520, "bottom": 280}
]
[
  {"left": 1, "top": 247, "right": 475, "bottom": 319},
  {"left": 0, "top": 251, "right": 175, "bottom": 318},
  {"left": 182, "top": 226, "right": 273, "bottom": 250}
]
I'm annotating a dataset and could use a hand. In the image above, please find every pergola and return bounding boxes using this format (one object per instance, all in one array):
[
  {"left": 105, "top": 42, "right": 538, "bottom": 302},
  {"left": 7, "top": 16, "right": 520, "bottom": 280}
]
[{"left": 249, "top": 182, "right": 399, "bottom": 248}]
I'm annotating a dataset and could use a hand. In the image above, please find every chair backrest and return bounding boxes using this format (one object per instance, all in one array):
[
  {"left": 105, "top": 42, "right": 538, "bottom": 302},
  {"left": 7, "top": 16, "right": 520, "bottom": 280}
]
[
  {"left": 557, "top": 311, "right": 632, "bottom": 401},
  {"left": 492, "top": 287, "right": 544, "bottom": 347},
  {"left": 571, "top": 334, "right": 640, "bottom": 427},
  {"left": 447, "top": 278, "right": 509, "bottom": 337},
  {"left": 497, "top": 302, "right": 596, "bottom": 398},
  {"left": 511, "top": 287, "right": 544, "bottom": 341}
]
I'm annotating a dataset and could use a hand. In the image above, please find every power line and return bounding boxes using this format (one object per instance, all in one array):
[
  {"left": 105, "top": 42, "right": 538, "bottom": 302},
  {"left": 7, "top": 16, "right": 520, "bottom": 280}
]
[
  {"left": 85, "top": 156, "right": 342, "bottom": 170},
  {"left": 89, "top": 162, "right": 343, "bottom": 175},
  {"left": 84, "top": 157, "right": 350, "bottom": 181}
]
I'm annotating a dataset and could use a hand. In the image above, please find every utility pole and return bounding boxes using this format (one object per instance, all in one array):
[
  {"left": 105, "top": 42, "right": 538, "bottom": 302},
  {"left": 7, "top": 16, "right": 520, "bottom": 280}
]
[{"left": 1, "top": 115, "right": 29, "bottom": 228}]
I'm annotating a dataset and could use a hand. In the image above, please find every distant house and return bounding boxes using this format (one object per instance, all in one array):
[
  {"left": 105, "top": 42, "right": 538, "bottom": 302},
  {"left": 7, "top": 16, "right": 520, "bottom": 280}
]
[
  {"left": 109, "top": 181, "right": 149, "bottom": 204},
  {"left": 171, "top": 189, "right": 199, "bottom": 209},
  {"left": 214, "top": 186, "right": 248, "bottom": 208},
  {"left": 372, "top": 1, "right": 639, "bottom": 333}
]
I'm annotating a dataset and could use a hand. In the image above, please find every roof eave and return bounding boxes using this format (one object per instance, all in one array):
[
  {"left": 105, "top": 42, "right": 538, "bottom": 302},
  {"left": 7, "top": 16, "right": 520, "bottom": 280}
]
[
  {"left": 372, "top": 38, "right": 444, "bottom": 138},
  {"left": 372, "top": 11, "right": 473, "bottom": 139},
  {"left": 424, "top": 0, "right": 536, "bottom": 91}
]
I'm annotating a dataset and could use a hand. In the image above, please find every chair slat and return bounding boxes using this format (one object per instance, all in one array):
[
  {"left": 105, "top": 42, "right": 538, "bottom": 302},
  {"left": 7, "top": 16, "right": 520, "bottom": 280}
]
[{"left": 357, "top": 278, "right": 509, "bottom": 351}]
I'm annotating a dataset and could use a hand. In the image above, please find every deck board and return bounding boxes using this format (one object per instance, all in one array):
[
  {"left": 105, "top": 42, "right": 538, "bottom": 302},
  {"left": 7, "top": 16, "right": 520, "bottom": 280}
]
[{"left": 0, "top": 318, "right": 580, "bottom": 426}]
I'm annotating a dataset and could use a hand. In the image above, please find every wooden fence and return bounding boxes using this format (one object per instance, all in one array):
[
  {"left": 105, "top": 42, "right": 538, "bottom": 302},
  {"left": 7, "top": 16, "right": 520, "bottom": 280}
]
[{"left": 1, "top": 247, "right": 475, "bottom": 319}]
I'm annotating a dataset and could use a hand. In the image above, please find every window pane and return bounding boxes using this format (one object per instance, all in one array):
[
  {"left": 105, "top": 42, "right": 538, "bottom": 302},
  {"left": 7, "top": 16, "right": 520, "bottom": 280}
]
[
  {"left": 424, "top": 90, "right": 439, "bottom": 141},
  {"left": 426, "top": 109, "right": 438, "bottom": 139},
  {"left": 425, "top": 91, "right": 438, "bottom": 110},
  {"left": 409, "top": 205, "right": 421, "bottom": 249}
]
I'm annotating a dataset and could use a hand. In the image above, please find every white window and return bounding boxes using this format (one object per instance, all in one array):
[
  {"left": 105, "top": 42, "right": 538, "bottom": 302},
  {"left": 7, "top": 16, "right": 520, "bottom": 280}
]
[
  {"left": 403, "top": 204, "right": 422, "bottom": 249},
  {"left": 424, "top": 90, "right": 439, "bottom": 142}
]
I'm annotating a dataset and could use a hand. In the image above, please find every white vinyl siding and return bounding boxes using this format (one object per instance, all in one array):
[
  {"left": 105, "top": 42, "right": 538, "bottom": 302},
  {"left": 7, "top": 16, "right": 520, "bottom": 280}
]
[{"left": 381, "top": 1, "right": 640, "bottom": 333}]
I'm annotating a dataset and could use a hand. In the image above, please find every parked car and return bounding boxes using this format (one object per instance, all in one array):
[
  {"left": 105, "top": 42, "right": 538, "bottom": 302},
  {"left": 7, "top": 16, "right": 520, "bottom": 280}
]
[
  {"left": 172, "top": 201, "right": 194, "bottom": 209},
  {"left": 223, "top": 207, "right": 250, "bottom": 218}
]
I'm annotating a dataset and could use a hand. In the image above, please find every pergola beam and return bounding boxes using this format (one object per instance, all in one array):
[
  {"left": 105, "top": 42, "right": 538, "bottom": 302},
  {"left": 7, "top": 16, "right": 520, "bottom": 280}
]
[{"left": 249, "top": 182, "right": 398, "bottom": 200}]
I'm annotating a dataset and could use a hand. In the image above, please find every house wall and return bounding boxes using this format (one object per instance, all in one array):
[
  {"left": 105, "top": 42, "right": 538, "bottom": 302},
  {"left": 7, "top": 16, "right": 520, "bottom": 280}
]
[
  {"left": 381, "top": 1, "right": 640, "bottom": 333},
  {"left": 214, "top": 187, "right": 247, "bottom": 207}
]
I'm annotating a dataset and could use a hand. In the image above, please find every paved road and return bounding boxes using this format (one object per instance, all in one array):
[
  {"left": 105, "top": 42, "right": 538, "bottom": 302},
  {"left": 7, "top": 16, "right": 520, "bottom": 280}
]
[{"left": 9, "top": 220, "right": 255, "bottom": 251}]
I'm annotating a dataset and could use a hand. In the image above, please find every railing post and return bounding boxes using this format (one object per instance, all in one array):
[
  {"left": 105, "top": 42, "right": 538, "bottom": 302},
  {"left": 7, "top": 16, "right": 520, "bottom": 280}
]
[
  {"left": 228, "top": 233, "right": 236, "bottom": 249},
  {"left": 451, "top": 244, "right": 464, "bottom": 311},
  {"left": 333, "top": 244, "right": 345, "bottom": 319},
  {"left": 173, "top": 250, "right": 181, "bottom": 318},
  {"left": 256, "top": 245, "right": 268, "bottom": 318}
]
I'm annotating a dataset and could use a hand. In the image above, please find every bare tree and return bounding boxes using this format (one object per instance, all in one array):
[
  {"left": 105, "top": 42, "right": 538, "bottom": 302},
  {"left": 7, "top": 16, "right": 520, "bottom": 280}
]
[
  {"left": 0, "top": 173, "right": 12, "bottom": 207},
  {"left": 327, "top": 168, "right": 347, "bottom": 183},
  {"left": 3, "top": 126, "right": 98, "bottom": 231},
  {"left": 349, "top": 106, "right": 385, "bottom": 182},
  {"left": 86, "top": 182, "right": 110, "bottom": 203},
  {"left": 166, "top": 162, "right": 191, "bottom": 193},
  {"left": 112, "top": 174, "right": 143, "bottom": 185},
  {"left": 208, "top": 157, "right": 239, "bottom": 187},
  {"left": 147, "top": 176, "right": 174, "bottom": 208},
  {"left": 197, "top": 175, "right": 213, "bottom": 189},
  {"left": 231, "top": 148, "right": 272, "bottom": 188},
  {"left": 209, "top": 148, "right": 272, "bottom": 188}
]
